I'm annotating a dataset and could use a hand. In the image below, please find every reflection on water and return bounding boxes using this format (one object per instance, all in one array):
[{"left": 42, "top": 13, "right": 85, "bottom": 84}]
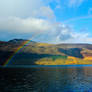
[{"left": 0, "top": 67, "right": 92, "bottom": 92}]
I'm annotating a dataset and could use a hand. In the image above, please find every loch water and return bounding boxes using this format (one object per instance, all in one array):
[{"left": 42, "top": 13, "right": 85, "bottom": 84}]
[{"left": 0, "top": 66, "right": 92, "bottom": 92}]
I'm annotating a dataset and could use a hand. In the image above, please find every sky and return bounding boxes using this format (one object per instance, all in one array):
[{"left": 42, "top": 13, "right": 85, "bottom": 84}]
[{"left": 0, "top": 0, "right": 92, "bottom": 43}]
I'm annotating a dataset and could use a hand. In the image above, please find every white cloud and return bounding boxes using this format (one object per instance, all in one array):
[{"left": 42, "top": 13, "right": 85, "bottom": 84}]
[
  {"left": 0, "top": 16, "right": 91, "bottom": 43},
  {"left": 32, "top": 6, "right": 56, "bottom": 20},
  {"left": 55, "top": 5, "right": 61, "bottom": 9},
  {"left": 0, "top": 0, "right": 42, "bottom": 17},
  {"left": 68, "top": 0, "right": 84, "bottom": 8},
  {"left": 0, "top": 17, "right": 91, "bottom": 43},
  {"left": 0, "top": 0, "right": 55, "bottom": 20},
  {"left": 0, "top": 0, "right": 91, "bottom": 43},
  {"left": 0, "top": 17, "right": 53, "bottom": 33}
]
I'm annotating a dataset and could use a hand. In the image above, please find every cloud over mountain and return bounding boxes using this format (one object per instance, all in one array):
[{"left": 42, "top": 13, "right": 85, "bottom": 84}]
[
  {"left": 0, "top": 17, "right": 91, "bottom": 43},
  {"left": 0, "top": 0, "right": 92, "bottom": 43}
]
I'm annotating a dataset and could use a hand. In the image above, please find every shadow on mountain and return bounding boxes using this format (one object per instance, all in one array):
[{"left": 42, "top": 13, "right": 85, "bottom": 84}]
[
  {"left": 9, "top": 52, "right": 53, "bottom": 65},
  {"left": 0, "top": 50, "right": 65, "bottom": 65},
  {"left": 0, "top": 50, "right": 14, "bottom": 65},
  {"left": 58, "top": 48, "right": 83, "bottom": 58}
]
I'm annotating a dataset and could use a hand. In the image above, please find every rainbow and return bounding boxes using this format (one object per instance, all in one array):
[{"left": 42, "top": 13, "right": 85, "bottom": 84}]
[
  {"left": 3, "top": 15, "right": 92, "bottom": 67},
  {"left": 3, "top": 33, "right": 40, "bottom": 67}
]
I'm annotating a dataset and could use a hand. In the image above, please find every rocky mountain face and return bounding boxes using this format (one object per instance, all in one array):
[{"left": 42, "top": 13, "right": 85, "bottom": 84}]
[{"left": 0, "top": 39, "right": 92, "bottom": 65}]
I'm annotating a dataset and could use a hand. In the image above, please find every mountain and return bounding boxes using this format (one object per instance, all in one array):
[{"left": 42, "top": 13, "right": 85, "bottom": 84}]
[{"left": 0, "top": 39, "right": 92, "bottom": 66}]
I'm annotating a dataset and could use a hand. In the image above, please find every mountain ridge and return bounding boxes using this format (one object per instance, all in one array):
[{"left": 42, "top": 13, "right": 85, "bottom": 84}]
[{"left": 0, "top": 39, "right": 92, "bottom": 65}]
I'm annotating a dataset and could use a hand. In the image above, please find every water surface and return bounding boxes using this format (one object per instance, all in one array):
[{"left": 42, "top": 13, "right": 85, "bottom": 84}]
[{"left": 0, "top": 66, "right": 92, "bottom": 92}]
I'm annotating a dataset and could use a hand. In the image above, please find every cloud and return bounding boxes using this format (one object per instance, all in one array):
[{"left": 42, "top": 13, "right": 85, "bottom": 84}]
[
  {"left": 55, "top": 5, "right": 61, "bottom": 9},
  {"left": 0, "top": 17, "right": 91, "bottom": 43},
  {"left": 68, "top": 0, "right": 84, "bottom": 8},
  {"left": 63, "top": 15, "right": 92, "bottom": 23},
  {"left": 32, "top": 6, "right": 56, "bottom": 20},
  {"left": 0, "top": 0, "right": 91, "bottom": 43},
  {"left": 0, "top": 0, "right": 41, "bottom": 17},
  {"left": 0, "top": 17, "right": 53, "bottom": 33},
  {"left": 0, "top": 0, "right": 55, "bottom": 20}
]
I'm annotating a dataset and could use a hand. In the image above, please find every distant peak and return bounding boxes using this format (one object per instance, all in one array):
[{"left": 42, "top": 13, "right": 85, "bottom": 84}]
[{"left": 8, "top": 39, "right": 36, "bottom": 44}]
